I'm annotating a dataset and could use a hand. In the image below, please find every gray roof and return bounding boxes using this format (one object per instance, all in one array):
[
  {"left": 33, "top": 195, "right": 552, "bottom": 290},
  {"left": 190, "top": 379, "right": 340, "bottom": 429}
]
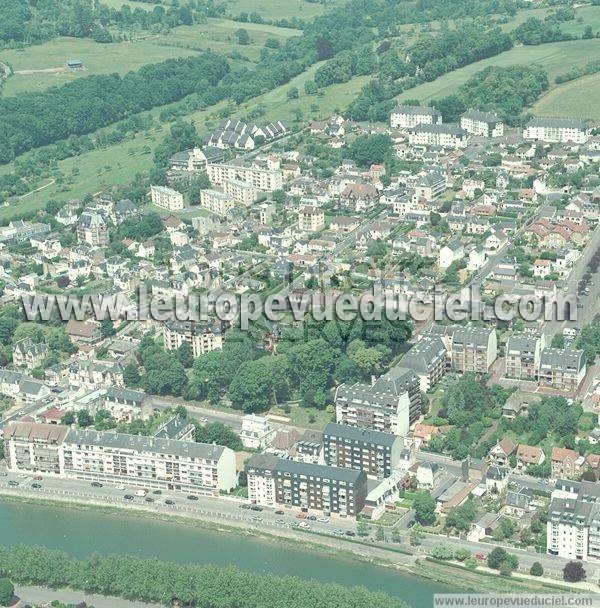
[
  {"left": 429, "top": 324, "right": 493, "bottom": 348},
  {"left": 323, "top": 422, "right": 398, "bottom": 447},
  {"left": 506, "top": 333, "right": 540, "bottom": 356},
  {"left": 462, "top": 109, "right": 501, "bottom": 125},
  {"left": 409, "top": 124, "right": 467, "bottom": 136},
  {"left": 539, "top": 347, "right": 585, "bottom": 372},
  {"left": 401, "top": 337, "right": 447, "bottom": 374},
  {"left": 246, "top": 453, "right": 366, "bottom": 485},
  {"left": 105, "top": 386, "right": 146, "bottom": 404},
  {"left": 527, "top": 117, "right": 586, "bottom": 130},
  {"left": 393, "top": 105, "right": 440, "bottom": 117},
  {"left": 64, "top": 428, "right": 225, "bottom": 460}
]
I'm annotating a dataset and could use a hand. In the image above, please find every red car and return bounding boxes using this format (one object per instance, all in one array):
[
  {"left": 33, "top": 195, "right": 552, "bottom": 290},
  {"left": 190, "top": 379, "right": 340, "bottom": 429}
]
[
  {"left": 475, "top": 553, "right": 486, "bottom": 561},
  {"left": 34, "top": 476, "right": 43, "bottom": 481},
  {"left": 296, "top": 513, "right": 308, "bottom": 519}
]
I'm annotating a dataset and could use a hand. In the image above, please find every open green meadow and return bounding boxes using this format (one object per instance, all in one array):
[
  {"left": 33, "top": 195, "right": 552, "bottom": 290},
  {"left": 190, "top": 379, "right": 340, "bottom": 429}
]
[
  {"left": 0, "top": 18, "right": 299, "bottom": 96},
  {"left": 560, "top": 5, "right": 600, "bottom": 37},
  {"left": 0, "top": 60, "right": 369, "bottom": 219},
  {"left": 396, "top": 38, "right": 600, "bottom": 105},
  {"left": 223, "top": 0, "right": 339, "bottom": 20},
  {"left": 531, "top": 73, "right": 600, "bottom": 120}
]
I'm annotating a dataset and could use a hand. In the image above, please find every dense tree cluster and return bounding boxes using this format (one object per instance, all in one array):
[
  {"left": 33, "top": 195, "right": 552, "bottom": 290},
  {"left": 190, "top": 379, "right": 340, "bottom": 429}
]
[
  {"left": 0, "top": 0, "right": 223, "bottom": 47},
  {"left": 0, "top": 545, "right": 407, "bottom": 608},
  {"left": 346, "top": 25, "right": 513, "bottom": 122},
  {"left": 186, "top": 318, "right": 411, "bottom": 412},
  {"left": 432, "top": 65, "right": 549, "bottom": 122},
  {"left": 0, "top": 52, "right": 229, "bottom": 163},
  {"left": 512, "top": 16, "right": 574, "bottom": 45}
]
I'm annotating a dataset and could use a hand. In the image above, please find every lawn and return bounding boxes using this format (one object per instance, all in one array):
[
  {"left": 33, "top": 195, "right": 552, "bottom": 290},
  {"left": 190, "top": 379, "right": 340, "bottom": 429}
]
[
  {"left": 0, "top": 37, "right": 200, "bottom": 97},
  {"left": 224, "top": 0, "right": 340, "bottom": 20},
  {"left": 396, "top": 38, "right": 600, "bottom": 105},
  {"left": 531, "top": 72, "right": 600, "bottom": 120},
  {"left": 0, "top": 19, "right": 299, "bottom": 96},
  {"left": 154, "top": 19, "right": 300, "bottom": 62},
  {"left": 560, "top": 5, "right": 600, "bottom": 37},
  {"left": 0, "top": 54, "right": 370, "bottom": 218}
]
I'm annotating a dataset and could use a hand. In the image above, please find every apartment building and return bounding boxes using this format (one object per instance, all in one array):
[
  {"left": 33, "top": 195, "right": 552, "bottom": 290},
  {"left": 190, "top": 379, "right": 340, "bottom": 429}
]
[
  {"left": 505, "top": 333, "right": 544, "bottom": 380},
  {"left": 390, "top": 105, "right": 442, "bottom": 129},
  {"left": 323, "top": 423, "right": 402, "bottom": 479},
  {"left": 298, "top": 205, "right": 325, "bottom": 232},
  {"left": 207, "top": 163, "right": 283, "bottom": 191},
  {"left": 199, "top": 189, "right": 235, "bottom": 215},
  {"left": 4, "top": 422, "right": 68, "bottom": 476},
  {"left": 429, "top": 324, "right": 497, "bottom": 373},
  {"left": 12, "top": 338, "right": 47, "bottom": 370},
  {"left": 246, "top": 453, "right": 368, "bottom": 516},
  {"left": 163, "top": 321, "right": 223, "bottom": 358},
  {"left": 523, "top": 117, "right": 589, "bottom": 144},
  {"left": 400, "top": 337, "right": 447, "bottom": 391},
  {"left": 240, "top": 414, "right": 275, "bottom": 450},
  {"left": 150, "top": 185, "right": 184, "bottom": 211},
  {"left": 335, "top": 366, "right": 421, "bottom": 437},
  {"left": 460, "top": 110, "right": 504, "bottom": 138},
  {"left": 414, "top": 171, "right": 446, "bottom": 201},
  {"left": 538, "top": 347, "right": 586, "bottom": 392},
  {"left": 223, "top": 178, "right": 260, "bottom": 205},
  {"left": 547, "top": 479, "right": 600, "bottom": 562},
  {"left": 407, "top": 124, "right": 469, "bottom": 149},
  {"left": 5, "top": 422, "right": 238, "bottom": 494},
  {"left": 76, "top": 212, "right": 109, "bottom": 247}
]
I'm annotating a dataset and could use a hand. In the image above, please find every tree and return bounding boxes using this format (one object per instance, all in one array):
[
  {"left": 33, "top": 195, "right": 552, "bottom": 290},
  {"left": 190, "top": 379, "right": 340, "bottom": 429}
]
[
  {"left": 487, "top": 547, "right": 509, "bottom": 569},
  {"left": 348, "top": 134, "right": 393, "bottom": 167},
  {"left": 430, "top": 542, "right": 454, "bottom": 560},
  {"left": 357, "top": 521, "right": 370, "bottom": 537},
  {"left": 529, "top": 562, "right": 543, "bottom": 576},
  {"left": 563, "top": 561, "right": 586, "bottom": 582},
  {"left": 123, "top": 361, "right": 141, "bottom": 387},
  {"left": 287, "top": 87, "right": 299, "bottom": 100},
  {"left": 61, "top": 411, "right": 76, "bottom": 425},
  {"left": 236, "top": 28, "right": 250, "bottom": 45},
  {"left": 375, "top": 525, "right": 385, "bottom": 541},
  {"left": 0, "top": 578, "right": 14, "bottom": 607},
  {"left": 413, "top": 492, "right": 437, "bottom": 525},
  {"left": 77, "top": 410, "right": 94, "bottom": 428},
  {"left": 229, "top": 358, "right": 273, "bottom": 413},
  {"left": 176, "top": 342, "right": 194, "bottom": 369}
]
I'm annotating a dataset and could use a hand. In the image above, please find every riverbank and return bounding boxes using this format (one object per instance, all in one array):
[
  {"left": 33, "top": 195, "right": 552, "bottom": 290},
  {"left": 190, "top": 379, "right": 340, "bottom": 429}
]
[{"left": 0, "top": 489, "right": 580, "bottom": 597}]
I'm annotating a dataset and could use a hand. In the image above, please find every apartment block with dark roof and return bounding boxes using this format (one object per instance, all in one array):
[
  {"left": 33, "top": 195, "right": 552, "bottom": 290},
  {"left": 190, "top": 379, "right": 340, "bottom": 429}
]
[
  {"left": 505, "top": 333, "right": 545, "bottom": 380},
  {"left": 246, "top": 454, "right": 368, "bottom": 517},
  {"left": 323, "top": 423, "right": 402, "bottom": 479},
  {"left": 538, "top": 347, "right": 586, "bottom": 392}
]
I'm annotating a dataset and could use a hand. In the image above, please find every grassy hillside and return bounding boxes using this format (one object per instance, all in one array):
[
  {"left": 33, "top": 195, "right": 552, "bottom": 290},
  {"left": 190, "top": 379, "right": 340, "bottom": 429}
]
[
  {"left": 531, "top": 73, "right": 600, "bottom": 120},
  {"left": 224, "top": 0, "right": 340, "bottom": 20},
  {"left": 0, "top": 19, "right": 299, "bottom": 96},
  {"left": 396, "top": 39, "right": 600, "bottom": 105},
  {"left": 0, "top": 61, "right": 370, "bottom": 219}
]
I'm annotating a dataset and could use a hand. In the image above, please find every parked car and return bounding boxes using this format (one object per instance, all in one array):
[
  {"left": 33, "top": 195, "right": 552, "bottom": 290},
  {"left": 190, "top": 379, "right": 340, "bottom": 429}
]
[
  {"left": 239, "top": 504, "right": 251, "bottom": 509},
  {"left": 124, "top": 495, "right": 134, "bottom": 501},
  {"left": 8, "top": 480, "right": 18, "bottom": 486},
  {"left": 144, "top": 497, "right": 154, "bottom": 503},
  {"left": 165, "top": 499, "right": 175, "bottom": 506},
  {"left": 345, "top": 531, "right": 356, "bottom": 537},
  {"left": 187, "top": 495, "right": 199, "bottom": 501},
  {"left": 34, "top": 475, "right": 42, "bottom": 481},
  {"left": 275, "top": 510, "right": 285, "bottom": 515},
  {"left": 31, "top": 483, "right": 41, "bottom": 489},
  {"left": 475, "top": 553, "right": 486, "bottom": 561},
  {"left": 91, "top": 482, "right": 103, "bottom": 488},
  {"left": 298, "top": 521, "right": 310, "bottom": 530},
  {"left": 250, "top": 505, "right": 263, "bottom": 512},
  {"left": 152, "top": 489, "right": 162, "bottom": 495}
]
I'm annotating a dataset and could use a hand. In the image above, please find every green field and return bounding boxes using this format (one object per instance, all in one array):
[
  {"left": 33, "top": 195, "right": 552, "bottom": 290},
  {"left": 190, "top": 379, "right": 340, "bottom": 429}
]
[
  {"left": 396, "top": 39, "right": 600, "bottom": 104},
  {"left": 154, "top": 19, "right": 300, "bottom": 61},
  {"left": 224, "top": 0, "right": 339, "bottom": 20},
  {"left": 531, "top": 73, "right": 600, "bottom": 120},
  {"left": 560, "top": 5, "right": 600, "bottom": 37},
  {"left": 0, "top": 19, "right": 299, "bottom": 96},
  {"left": 0, "top": 60, "right": 370, "bottom": 219}
]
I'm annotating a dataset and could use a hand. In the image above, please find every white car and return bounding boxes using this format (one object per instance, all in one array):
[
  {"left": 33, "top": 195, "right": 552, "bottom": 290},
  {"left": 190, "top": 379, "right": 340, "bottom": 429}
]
[
  {"left": 298, "top": 521, "right": 311, "bottom": 529},
  {"left": 115, "top": 484, "right": 126, "bottom": 490},
  {"left": 18, "top": 474, "right": 28, "bottom": 479},
  {"left": 317, "top": 517, "right": 329, "bottom": 523}
]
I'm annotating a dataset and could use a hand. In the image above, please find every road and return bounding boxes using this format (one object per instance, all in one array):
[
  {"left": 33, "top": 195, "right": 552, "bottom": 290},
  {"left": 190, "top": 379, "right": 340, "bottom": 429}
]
[
  {"left": 543, "top": 224, "right": 600, "bottom": 340},
  {"left": 14, "top": 585, "right": 164, "bottom": 608},
  {"left": 0, "top": 466, "right": 588, "bottom": 584}
]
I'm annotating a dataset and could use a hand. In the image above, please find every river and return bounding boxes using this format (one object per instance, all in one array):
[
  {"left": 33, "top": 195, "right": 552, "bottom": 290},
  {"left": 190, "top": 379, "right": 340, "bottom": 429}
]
[{"left": 0, "top": 499, "right": 458, "bottom": 606}]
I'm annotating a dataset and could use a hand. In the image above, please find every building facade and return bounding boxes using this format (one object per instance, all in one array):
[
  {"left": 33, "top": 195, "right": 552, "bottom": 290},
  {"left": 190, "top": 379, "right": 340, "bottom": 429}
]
[
  {"left": 323, "top": 422, "right": 402, "bottom": 479},
  {"left": 163, "top": 321, "right": 223, "bottom": 358},
  {"left": 5, "top": 422, "right": 237, "bottom": 495},
  {"left": 460, "top": 110, "right": 504, "bottom": 138},
  {"left": 390, "top": 105, "right": 442, "bottom": 129},
  {"left": 246, "top": 454, "right": 368, "bottom": 516},
  {"left": 150, "top": 185, "right": 184, "bottom": 211},
  {"left": 429, "top": 324, "right": 498, "bottom": 373}
]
